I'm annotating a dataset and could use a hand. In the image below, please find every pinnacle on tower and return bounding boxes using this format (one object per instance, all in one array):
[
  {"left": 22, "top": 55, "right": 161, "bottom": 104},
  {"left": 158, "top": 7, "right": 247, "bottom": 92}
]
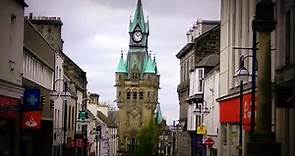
[
  {"left": 144, "top": 53, "right": 156, "bottom": 74},
  {"left": 116, "top": 51, "right": 127, "bottom": 73}
]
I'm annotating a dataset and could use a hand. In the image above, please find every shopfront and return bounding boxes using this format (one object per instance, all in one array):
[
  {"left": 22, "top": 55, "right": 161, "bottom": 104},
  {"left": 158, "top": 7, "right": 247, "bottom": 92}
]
[
  {"left": 219, "top": 93, "right": 256, "bottom": 156},
  {"left": 0, "top": 95, "right": 20, "bottom": 156}
]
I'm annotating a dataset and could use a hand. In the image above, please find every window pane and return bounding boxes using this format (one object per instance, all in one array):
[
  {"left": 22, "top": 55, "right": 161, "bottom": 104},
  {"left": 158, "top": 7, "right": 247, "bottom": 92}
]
[
  {"left": 127, "top": 91, "right": 131, "bottom": 99},
  {"left": 139, "top": 92, "right": 144, "bottom": 99},
  {"left": 133, "top": 92, "right": 137, "bottom": 99}
]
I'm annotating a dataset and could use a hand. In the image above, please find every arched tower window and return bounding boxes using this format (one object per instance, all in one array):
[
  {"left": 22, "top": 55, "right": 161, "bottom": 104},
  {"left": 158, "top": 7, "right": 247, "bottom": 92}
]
[
  {"left": 126, "top": 89, "right": 131, "bottom": 100},
  {"left": 139, "top": 90, "right": 144, "bottom": 100},
  {"left": 132, "top": 89, "right": 137, "bottom": 100},
  {"left": 133, "top": 92, "right": 137, "bottom": 99}
]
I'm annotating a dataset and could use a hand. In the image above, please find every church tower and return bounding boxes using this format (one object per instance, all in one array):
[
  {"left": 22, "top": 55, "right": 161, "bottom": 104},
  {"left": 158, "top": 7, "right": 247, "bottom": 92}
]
[{"left": 115, "top": 0, "right": 160, "bottom": 154}]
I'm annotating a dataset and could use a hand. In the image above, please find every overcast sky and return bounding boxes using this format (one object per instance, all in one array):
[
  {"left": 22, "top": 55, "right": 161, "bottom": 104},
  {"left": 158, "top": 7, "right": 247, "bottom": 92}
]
[{"left": 25, "top": 0, "right": 220, "bottom": 124}]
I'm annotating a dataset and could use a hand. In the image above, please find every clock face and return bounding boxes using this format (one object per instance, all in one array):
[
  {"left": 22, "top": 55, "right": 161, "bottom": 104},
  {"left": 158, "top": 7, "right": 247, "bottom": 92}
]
[{"left": 132, "top": 31, "right": 143, "bottom": 42}]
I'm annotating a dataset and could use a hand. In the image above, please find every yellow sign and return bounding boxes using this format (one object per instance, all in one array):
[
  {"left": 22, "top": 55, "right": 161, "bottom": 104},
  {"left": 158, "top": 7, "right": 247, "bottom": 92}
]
[{"left": 197, "top": 126, "right": 207, "bottom": 135}]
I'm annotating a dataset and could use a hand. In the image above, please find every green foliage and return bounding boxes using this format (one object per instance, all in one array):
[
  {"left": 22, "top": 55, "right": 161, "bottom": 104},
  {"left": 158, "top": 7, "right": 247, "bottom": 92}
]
[{"left": 136, "top": 119, "right": 158, "bottom": 156}]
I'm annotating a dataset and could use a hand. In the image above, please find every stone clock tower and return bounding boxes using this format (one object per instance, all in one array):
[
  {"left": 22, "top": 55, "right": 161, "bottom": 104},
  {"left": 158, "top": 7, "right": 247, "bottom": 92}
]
[{"left": 114, "top": 0, "right": 160, "bottom": 154}]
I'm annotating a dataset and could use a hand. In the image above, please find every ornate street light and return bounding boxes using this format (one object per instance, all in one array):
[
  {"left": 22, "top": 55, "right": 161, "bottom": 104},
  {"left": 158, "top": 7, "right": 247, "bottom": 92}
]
[
  {"left": 236, "top": 55, "right": 253, "bottom": 156},
  {"left": 236, "top": 55, "right": 251, "bottom": 81}
]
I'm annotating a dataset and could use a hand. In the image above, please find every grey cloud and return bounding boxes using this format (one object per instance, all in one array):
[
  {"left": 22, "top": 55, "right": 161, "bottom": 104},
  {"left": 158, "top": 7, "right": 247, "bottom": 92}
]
[{"left": 25, "top": 0, "right": 220, "bottom": 124}]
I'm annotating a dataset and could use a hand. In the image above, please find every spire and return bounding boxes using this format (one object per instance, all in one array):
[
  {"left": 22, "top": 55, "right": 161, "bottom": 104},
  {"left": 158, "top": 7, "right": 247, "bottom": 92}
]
[
  {"left": 146, "top": 15, "right": 150, "bottom": 34},
  {"left": 155, "top": 104, "right": 163, "bottom": 124},
  {"left": 144, "top": 53, "right": 155, "bottom": 74},
  {"left": 153, "top": 54, "right": 158, "bottom": 74},
  {"left": 129, "top": 0, "right": 147, "bottom": 33},
  {"left": 116, "top": 51, "right": 127, "bottom": 73}
]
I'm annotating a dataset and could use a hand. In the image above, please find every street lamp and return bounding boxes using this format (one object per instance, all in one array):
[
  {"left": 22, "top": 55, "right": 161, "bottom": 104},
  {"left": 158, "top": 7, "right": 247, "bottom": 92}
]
[
  {"left": 234, "top": 30, "right": 257, "bottom": 134},
  {"left": 91, "top": 125, "right": 101, "bottom": 156},
  {"left": 50, "top": 79, "right": 71, "bottom": 156},
  {"left": 236, "top": 55, "right": 251, "bottom": 156}
]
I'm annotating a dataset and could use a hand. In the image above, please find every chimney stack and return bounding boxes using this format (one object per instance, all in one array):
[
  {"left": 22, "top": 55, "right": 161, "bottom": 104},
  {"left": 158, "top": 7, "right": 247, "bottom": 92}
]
[{"left": 29, "top": 13, "right": 33, "bottom": 19}]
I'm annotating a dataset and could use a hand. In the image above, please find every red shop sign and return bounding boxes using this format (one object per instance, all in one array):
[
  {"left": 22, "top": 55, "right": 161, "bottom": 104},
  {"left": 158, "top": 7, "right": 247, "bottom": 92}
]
[
  {"left": 0, "top": 96, "right": 20, "bottom": 118},
  {"left": 22, "top": 111, "right": 42, "bottom": 129},
  {"left": 70, "top": 139, "right": 91, "bottom": 148},
  {"left": 220, "top": 93, "right": 257, "bottom": 131}
]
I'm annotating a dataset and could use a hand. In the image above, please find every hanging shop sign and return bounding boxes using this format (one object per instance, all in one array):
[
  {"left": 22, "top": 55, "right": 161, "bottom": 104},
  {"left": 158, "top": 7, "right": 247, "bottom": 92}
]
[
  {"left": 23, "top": 89, "right": 40, "bottom": 111},
  {"left": 22, "top": 111, "right": 42, "bottom": 129},
  {"left": 196, "top": 126, "right": 207, "bottom": 135}
]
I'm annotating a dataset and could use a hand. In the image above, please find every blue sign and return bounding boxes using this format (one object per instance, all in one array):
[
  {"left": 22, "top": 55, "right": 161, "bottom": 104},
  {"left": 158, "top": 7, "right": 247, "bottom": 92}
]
[
  {"left": 23, "top": 89, "right": 40, "bottom": 110},
  {"left": 196, "top": 135, "right": 203, "bottom": 152}
]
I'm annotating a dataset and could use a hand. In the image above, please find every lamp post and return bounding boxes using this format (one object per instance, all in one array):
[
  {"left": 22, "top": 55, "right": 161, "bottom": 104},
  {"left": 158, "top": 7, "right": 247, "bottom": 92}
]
[
  {"left": 192, "top": 100, "right": 209, "bottom": 156},
  {"left": 90, "top": 124, "right": 102, "bottom": 156},
  {"left": 50, "top": 79, "right": 71, "bottom": 156},
  {"left": 233, "top": 29, "right": 257, "bottom": 134},
  {"left": 236, "top": 55, "right": 251, "bottom": 156}
]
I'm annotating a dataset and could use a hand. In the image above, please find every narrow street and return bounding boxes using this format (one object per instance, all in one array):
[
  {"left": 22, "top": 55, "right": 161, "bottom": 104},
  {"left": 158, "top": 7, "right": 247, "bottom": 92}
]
[{"left": 0, "top": 0, "right": 294, "bottom": 156}]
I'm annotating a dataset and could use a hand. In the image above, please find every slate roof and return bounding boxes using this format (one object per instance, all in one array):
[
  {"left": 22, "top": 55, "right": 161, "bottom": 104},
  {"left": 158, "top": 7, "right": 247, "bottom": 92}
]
[
  {"left": 108, "top": 111, "right": 118, "bottom": 126},
  {"left": 195, "top": 54, "right": 219, "bottom": 68},
  {"left": 96, "top": 111, "right": 117, "bottom": 128},
  {"left": 176, "top": 43, "right": 194, "bottom": 59}
]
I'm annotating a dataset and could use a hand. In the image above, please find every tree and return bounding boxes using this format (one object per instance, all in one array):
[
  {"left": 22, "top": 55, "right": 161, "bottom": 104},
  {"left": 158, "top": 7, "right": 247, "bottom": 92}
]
[{"left": 136, "top": 119, "right": 158, "bottom": 156}]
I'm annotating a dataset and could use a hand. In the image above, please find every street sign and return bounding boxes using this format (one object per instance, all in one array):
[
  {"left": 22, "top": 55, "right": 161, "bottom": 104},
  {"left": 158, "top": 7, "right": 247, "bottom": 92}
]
[
  {"left": 204, "top": 137, "right": 215, "bottom": 148},
  {"left": 196, "top": 135, "right": 203, "bottom": 152}
]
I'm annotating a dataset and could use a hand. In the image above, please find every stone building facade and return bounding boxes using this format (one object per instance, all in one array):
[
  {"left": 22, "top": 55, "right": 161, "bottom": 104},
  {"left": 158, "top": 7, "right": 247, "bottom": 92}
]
[
  {"left": 0, "top": 1, "right": 27, "bottom": 156},
  {"left": 176, "top": 20, "right": 219, "bottom": 156},
  {"left": 115, "top": 0, "right": 160, "bottom": 154},
  {"left": 28, "top": 14, "right": 88, "bottom": 156},
  {"left": 274, "top": 0, "right": 295, "bottom": 155}
]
